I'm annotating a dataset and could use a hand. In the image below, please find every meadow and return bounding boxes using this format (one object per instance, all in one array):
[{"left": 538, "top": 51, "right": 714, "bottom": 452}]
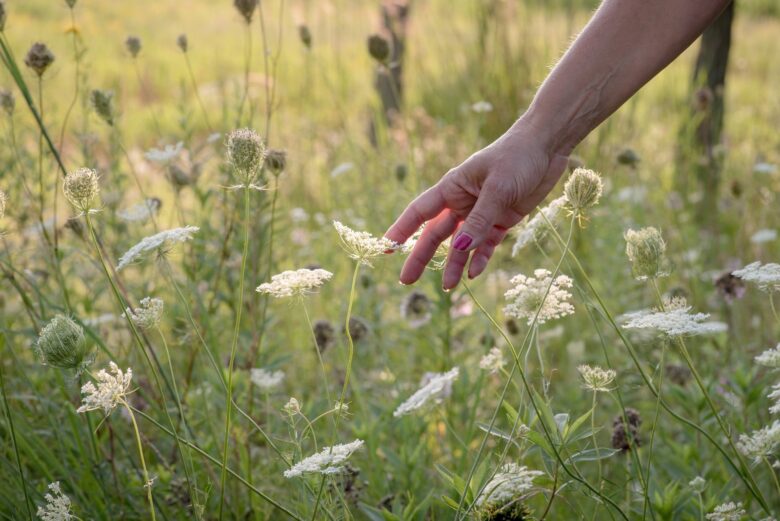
[{"left": 1, "top": 0, "right": 780, "bottom": 519}]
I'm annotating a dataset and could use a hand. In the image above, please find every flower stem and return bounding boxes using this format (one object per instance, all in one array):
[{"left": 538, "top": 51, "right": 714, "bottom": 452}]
[{"left": 122, "top": 400, "right": 156, "bottom": 521}]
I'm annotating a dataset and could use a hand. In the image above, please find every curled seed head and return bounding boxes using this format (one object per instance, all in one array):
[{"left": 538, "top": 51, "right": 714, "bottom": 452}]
[
  {"left": 564, "top": 167, "right": 603, "bottom": 213},
  {"left": 313, "top": 320, "right": 335, "bottom": 353},
  {"left": 233, "top": 0, "right": 258, "bottom": 24},
  {"left": 624, "top": 226, "right": 667, "bottom": 280},
  {"left": 400, "top": 290, "right": 432, "bottom": 328},
  {"left": 298, "top": 25, "right": 312, "bottom": 49},
  {"left": 125, "top": 35, "right": 142, "bottom": 57},
  {"left": 611, "top": 408, "right": 642, "bottom": 453},
  {"left": 63, "top": 167, "right": 100, "bottom": 212},
  {"left": 177, "top": 33, "right": 188, "bottom": 53},
  {"left": 226, "top": 128, "right": 265, "bottom": 186},
  {"left": 35, "top": 315, "right": 92, "bottom": 371},
  {"left": 265, "top": 149, "right": 287, "bottom": 176},
  {"left": 616, "top": 148, "right": 641, "bottom": 167},
  {"left": 0, "top": 88, "right": 14, "bottom": 116},
  {"left": 89, "top": 89, "right": 115, "bottom": 126},
  {"left": 367, "top": 34, "right": 391, "bottom": 63},
  {"left": 24, "top": 42, "right": 55, "bottom": 77},
  {"left": 344, "top": 316, "right": 370, "bottom": 343}
]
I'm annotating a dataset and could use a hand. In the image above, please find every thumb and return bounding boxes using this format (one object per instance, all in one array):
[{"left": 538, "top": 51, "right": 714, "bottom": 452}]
[{"left": 452, "top": 191, "right": 502, "bottom": 252}]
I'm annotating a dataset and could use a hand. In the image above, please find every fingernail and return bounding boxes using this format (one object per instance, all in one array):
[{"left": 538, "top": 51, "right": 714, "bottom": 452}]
[{"left": 452, "top": 233, "right": 473, "bottom": 251}]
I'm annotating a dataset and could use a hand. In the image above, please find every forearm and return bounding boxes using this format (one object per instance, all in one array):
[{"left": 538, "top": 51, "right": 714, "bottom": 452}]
[{"left": 520, "top": 0, "right": 731, "bottom": 154}]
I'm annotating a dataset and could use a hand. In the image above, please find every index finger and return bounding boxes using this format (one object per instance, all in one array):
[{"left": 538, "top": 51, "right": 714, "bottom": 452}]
[{"left": 384, "top": 185, "right": 447, "bottom": 246}]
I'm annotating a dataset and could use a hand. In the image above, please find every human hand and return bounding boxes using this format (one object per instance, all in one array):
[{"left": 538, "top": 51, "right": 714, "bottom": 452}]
[{"left": 385, "top": 118, "right": 570, "bottom": 290}]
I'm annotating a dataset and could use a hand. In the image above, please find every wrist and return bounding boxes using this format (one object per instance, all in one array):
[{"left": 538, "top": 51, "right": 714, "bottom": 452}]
[{"left": 514, "top": 106, "right": 579, "bottom": 158}]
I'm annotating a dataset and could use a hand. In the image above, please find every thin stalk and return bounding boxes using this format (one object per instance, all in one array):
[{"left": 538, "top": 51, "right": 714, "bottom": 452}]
[
  {"left": 763, "top": 457, "right": 780, "bottom": 498},
  {"left": 335, "top": 261, "right": 361, "bottom": 426},
  {"left": 770, "top": 294, "right": 780, "bottom": 324},
  {"left": 302, "top": 302, "right": 334, "bottom": 411},
  {"left": 122, "top": 400, "right": 157, "bottom": 521},
  {"left": 589, "top": 391, "right": 602, "bottom": 521},
  {"left": 182, "top": 52, "right": 214, "bottom": 131},
  {"left": 131, "top": 58, "right": 163, "bottom": 138},
  {"left": 236, "top": 23, "right": 253, "bottom": 126}
]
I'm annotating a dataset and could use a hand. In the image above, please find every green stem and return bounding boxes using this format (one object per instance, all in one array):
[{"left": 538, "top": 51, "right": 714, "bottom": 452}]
[
  {"left": 302, "top": 301, "right": 334, "bottom": 413},
  {"left": 763, "top": 456, "right": 780, "bottom": 498},
  {"left": 123, "top": 400, "right": 157, "bottom": 521},
  {"left": 589, "top": 391, "right": 602, "bottom": 521},
  {"left": 335, "top": 261, "right": 361, "bottom": 427}
]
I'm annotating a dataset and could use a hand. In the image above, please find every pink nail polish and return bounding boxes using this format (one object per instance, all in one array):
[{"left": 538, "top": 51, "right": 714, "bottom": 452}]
[{"left": 453, "top": 233, "right": 473, "bottom": 251}]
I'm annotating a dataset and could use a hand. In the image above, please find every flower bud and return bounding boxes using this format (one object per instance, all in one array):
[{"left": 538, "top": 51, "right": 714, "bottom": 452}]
[
  {"left": 234, "top": 0, "right": 258, "bottom": 24},
  {"left": 63, "top": 167, "right": 100, "bottom": 213},
  {"left": 624, "top": 226, "right": 667, "bottom": 280},
  {"left": 226, "top": 128, "right": 265, "bottom": 186},
  {"left": 298, "top": 25, "right": 312, "bottom": 49},
  {"left": 35, "top": 315, "right": 92, "bottom": 371},
  {"left": 125, "top": 36, "right": 141, "bottom": 58},
  {"left": 24, "top": 42, "right": 55, "bottom": 77},
  {"left": 176, "top": 33, "right": 188, "bottom": 53},
  {"left": 283, "top": 397, "right": 300, "bottom": 415},
  {"left": 564, "top": 167, "right": 603, "bottom": 214},
  {"left": 89, "top": 89, "right": 115, "bottom": 126},
  {"left": 367, "top": 34, "right": 391, "bottom": 63},
  {"left": 0, "top": 89, "right": 15, "bottom": 116},
  {"left": 265, "top": 149, "right": 286, "bottom": 176}
]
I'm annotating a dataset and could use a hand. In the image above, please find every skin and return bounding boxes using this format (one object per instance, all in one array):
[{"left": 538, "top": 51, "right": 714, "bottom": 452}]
[{"left": 385, "top": 0, "right": 733, "bottom": 290}]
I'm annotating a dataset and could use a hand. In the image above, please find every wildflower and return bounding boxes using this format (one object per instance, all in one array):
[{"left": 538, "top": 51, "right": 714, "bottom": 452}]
[
  {"left": 400, "top": 290, "right": 432, "bottom": 328},
  {"left": 117, "top": 198, "right": 161, "bottom": 223},
  {"left": 35, "top": 315, "right": 92, "bottom": 371},
  {"left": 756, "top": 343, "right": 780, "bottom": 369},
  {"left": 511, "top": 196, "right": 566, "bottom": 255},
  {"left": 265, "top": 148, "right": 287, "bottom": 176},
  {"left": 89, "top": 89, "right": 115, "bottom": 126},
  {"left": 344, "top": 316, "right": 371, "bottom": 342},
  {"left": 706, "top": 502, "right": 746, "bottom": 521},
  {"left": 622, "top": 298, "right": 727, "bottom": 336},
  {"left": 611, "top": 408, "right": 641, "bottom": 453},
  {"left": 735, "top": 420, "right": 780, "bottom": 463},
  {"left": 714, "top": 272, "right": 746, "bottom": 303},
  {"left": 333, "top": 401, "right": 349, "bottom": 414},
  {"left": 394, "top": 367, "right": 459, "bottom": 417},
  {"left": 77, "top": 362, "right": 133, "bottom": 414},
  {"left": 471, "top": 101, "right": 493, "bottom": 113},
  {"left": 688, "top": 476, "right": 707, "bottom": 493},
  {"left": 0, "top": 88, "right": 14, "bottom": 116},
  {"left": 475, "top": 463, "right": 543, "bottom": 508},
  {"left": 145, "top": 142, "right": 183, "bottom": 163},
  {"left": 176, "top": 33, "right": 188, "bottom": 52},
  {"left": 25, "top": 42, "right": 55, "bottom": 76},
  {"left": 479, "top": 347, "right": 505, "bottom": 374},
  {"left": 36, "top": 482, "right": 73, "bottom": 521},
  {"left": 313, "top": 320, "right": 336, "bottom": 352},
  {"left": 283, "top": 439, "right": 364, "bottom": 478},
  {"left": 367, "top": 34, "right": 391, "bottom": 63},
  {"left": 125, "top": 35, "right": 141, "bottom": 57},
  {"left": 333, "top": 221, "right": 394, "bottom": 266},
  {"left": 234, "top": 0, "right": 258, "bottom": 23},
  {"left": 563, "top": 167, "right": 603, "bottom": 218},
  {"left": 768, "top": 383, "right": 780, "bottom": 414},
  {"left": 624, "top": 227, "right": 668, "bottom": 280},
  {"left": 732, "top": 262, "right": 780, "bottom": 292},
  {"left": 751, "top": 229, "right": 777, "bottom": 244},
  {"left": 578, "top": 365, "right": 617, "bottom": 392},
  {"left": 63, "top": 167, "right": 100, "bottom": 213},
  {"left": 298, "top": 24, "right": 312, "bottom": 48},
  {"left": 250, "top": 368, "right": 285, "bottom": 391},
  {"left": 226, "top": 128, "right": 265, "bottom": 187},
  {"left": 503, "top": 269, "right": 574, "bottom": 325},
  {"left": 123, "top": 297, "right": 163, "bottom": 329},
  {"left": 116, "top": 226, "right": 199, "bottom": 270},
  {"left": 256, "top": 268, "right": 333, "bottom": 298},
  {"left": 283, "top": 397, "right": 300, "bottom": 415}
]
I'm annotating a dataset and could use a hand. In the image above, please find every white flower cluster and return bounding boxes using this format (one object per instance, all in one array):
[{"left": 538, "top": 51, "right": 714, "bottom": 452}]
[
  {"left": 77, "top": 362, "right": 133, "bottom": 415},
  {"left": 503, "top": 269, "right": 574, "bottom": 325},
  {"left": 393, "top": 367, "right": 459, "bottom": 417},
  {"left": 123, "top": 297, "right": 163, "bottom": 329},
  {"left": 475, "top": 463, "right": 543, "bottom": 507},
  {"left": 250, "top": 368, "right": 285, "bottom": 391},
  {"left": 256, "top": 268, "right": 333, "bottom": 298},
  {"left": 768, "top": 383, "right": 780, "bottom": 415},
  {"left": 705, "top": 502, "right": 746, "bottom": 521},
  {"left": 622, "top": 299, "right": 727, "bottom": 337},
  {"left": 283, "top": 439, "right": 364, "bottom": 478},
  {"left": 117, "top": 226, "right": 199, "bottom": 270},
  {"left": 732, "top": 261, "right": 780, "bottom": 292},
  {"left": 736, "top": 419, "right": 780, "bottom": 463},
  {"left": 333, "top": 220, "right": 394, "bottom": 266},
  {"left": 144, "top": 141, "right": 183, "bottom": 163},
  {"left": 117, "top": 198, "right": 160, "bottom": 223},
  {"left": 512, "top": 196, "right": 566, "bottom": 256},
  {"left": 37, "top": 482, "right": 73, "bottom": 521},
  {"left": 755, "top": 343, "right": 780, "bottom": 369},
  {"left": 479, "top": 347, "right": 505, "bottom": 374},
  {"left": 578, "top": 365, "right": 617, "bottom": 393}
]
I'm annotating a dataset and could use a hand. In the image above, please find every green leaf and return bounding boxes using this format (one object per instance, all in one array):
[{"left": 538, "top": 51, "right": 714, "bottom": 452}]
[{"left": 567, "top": 447, "right": 620, "bottom": 463}]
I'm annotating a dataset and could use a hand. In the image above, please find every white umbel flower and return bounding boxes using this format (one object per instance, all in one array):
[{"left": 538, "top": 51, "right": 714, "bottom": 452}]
[
  {"left": 250, "top": 368, "right": 285, "bottom": 391},
  {"left": 475, "top": 463, "right": 543, "bottom": 507},
  {"left": 394, "top": 367, "right": 459, "bottom": 417},
  {"left": 751, "top": 229, "right": 777, "bottom": 244},
  {"left": 123, "top": 297, "right": 163, "bottom": 329},
  {"left": 144, "top": 142, "right": 183, "bottom": 163},
  {"left": 37, "top": 482, "right": 73, "bottom": 521},
  {"left": 333, "top": 220, "right": 394, "bottom": 266},
  {"left": 736, "top": 420, "right": 780, "bottom": 462},
  {"left": 755, "top": 343, "right": 780, "bottom": 369},
  {"left": 256, "top": 268, "right": 333, "bottom": 298},
  {"left": 578, "top": 365, "right": 617, "bottom": 392},
  {"left": 512, "top": 196, "right": 566, "bottom": 255},
  {"left": 732, "top": 262, "right": 780, "bottom": 292},
  {"left": 77, "top": 362, "right": 133, "bottom": 414},
  {"left": 768, "top": 383, "right": 780, "bottom": 415},
  {"left": 503, "top": 269, "right": 574, "bottom": 325},
  {"left": 117, "top": 226, "right": 199, "bottom": 270},
  {"left": 479, "top": 347, "right": 505, "bottom": 374},
  {"left": 283, "top": 439, "right": 364, "bottom": 478},
  {"left": 622, "top": 298, "right": 727, "bottom": 337},
  {"left": 706, "top": 502, "right": 746, "bottom": 521},
  {"left": 688, "top": 476, "right": 707, "bottom": 493}
]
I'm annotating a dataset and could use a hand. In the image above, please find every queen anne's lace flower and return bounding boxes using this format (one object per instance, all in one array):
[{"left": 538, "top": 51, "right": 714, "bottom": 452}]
[
  {"left": 706, "top": 502, "right": 746, "bottom": 521},
  {"left": 578, "top": 365, "right": 617, "bottom": 392},
  {"left": 732, "top": 262, "right": 780, "bottom": 292},
  {"left": 769, "top": 383, "right": 780, "bottom": 415},
  {"left": 123, "top": 297, "right": 164, "bottom": 329},
  {"left": 144, "top": 142, "right": 183, "bottom": 163},
  {"left": 394, "top": 367, "right": 459, "bottom": 417},
  {"left": 503, "top": 269, "right": 574, "bottom": 325},
  {"left": 688, "top": 476, "right": 707, "bottom": 493},
  {"left": 479, "top": 347, "right": 505, "bottom": 374},
  {"left": 756, "top": 343, "right": 780, "bottom": 369},
  {"left": 117, "top": 226, "right": 199, "bottom": 270},
  {"left": 475, "top": 463, "right": 543, "bottom": 507},
  {"left": 622, "top": 298, "right": 727, "bottom": 336},
  {"left": 77, "top": 362, "right": 133, "bottom": 414},
  {"left": 37, "top": 482, "right": 73, "bottom": 521},
  {"left": 250, "top": 368, "right": 285, "bottom": 390},
  {"left": 736, "top": 420, "right": 780, "bottom": 462},
  {"left": 333, "top": 221, "right": 394, "bottom": 266},
  {"left": 256, "top": 268, "right": 333, "bottom": 298},
  {"left": 512, "top": 196, "right": 566, "bottom": 255},
  {"left": 283, "top": 439, "right": 364, "bottom": 478}
]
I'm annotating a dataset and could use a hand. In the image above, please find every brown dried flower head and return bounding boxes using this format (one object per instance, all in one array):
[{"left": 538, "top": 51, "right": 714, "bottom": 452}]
[{"left": 25, "top": 42, "right": 55, "bottom": 76}]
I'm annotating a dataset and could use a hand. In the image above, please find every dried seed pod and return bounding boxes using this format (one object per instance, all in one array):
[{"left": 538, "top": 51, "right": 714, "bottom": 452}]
[
  {"left": 234, "top": 0, "right": 258, "bottom": 24},
  {"left": 24, "top": 42, "right": 55, "bottom": 76},
  {"left": 125, "top": 35, "right": 142, "bottom": 58},
  {"left": 367, "top": 34, "right": 391, "bottom": 63}
]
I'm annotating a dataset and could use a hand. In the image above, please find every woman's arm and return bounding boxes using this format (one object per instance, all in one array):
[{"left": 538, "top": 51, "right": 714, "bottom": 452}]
[{"left": 385, "top": 0, "right": 732, "bottom": 290}]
